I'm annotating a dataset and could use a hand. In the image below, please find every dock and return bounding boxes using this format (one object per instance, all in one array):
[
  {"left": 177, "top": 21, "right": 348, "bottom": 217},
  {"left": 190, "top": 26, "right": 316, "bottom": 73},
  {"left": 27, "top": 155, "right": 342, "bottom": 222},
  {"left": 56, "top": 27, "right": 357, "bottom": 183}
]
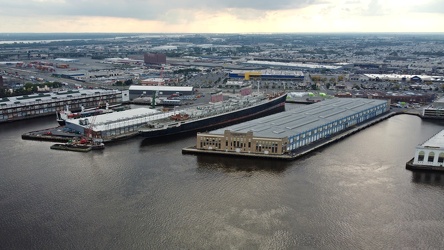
[
  {"left": 21, "top": 126, "right": 80, "bottom": 143},
  {"left": 21, "top": 126, "right": 140, "bottom": 143}
]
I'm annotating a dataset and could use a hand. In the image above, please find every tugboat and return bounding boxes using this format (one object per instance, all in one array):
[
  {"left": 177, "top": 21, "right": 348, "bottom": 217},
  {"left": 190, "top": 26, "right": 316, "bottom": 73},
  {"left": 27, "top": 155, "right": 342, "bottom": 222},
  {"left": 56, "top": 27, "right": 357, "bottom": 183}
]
[{"left": 50, "top": 137, "right": 104, "bottom": 152}]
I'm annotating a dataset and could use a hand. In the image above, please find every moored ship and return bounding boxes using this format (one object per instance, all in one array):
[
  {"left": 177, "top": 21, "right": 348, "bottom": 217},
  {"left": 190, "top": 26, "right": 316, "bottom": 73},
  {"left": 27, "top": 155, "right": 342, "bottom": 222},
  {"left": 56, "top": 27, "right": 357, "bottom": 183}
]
[{"left": 138, "top": 92, "right": 287, "bottom": 139}]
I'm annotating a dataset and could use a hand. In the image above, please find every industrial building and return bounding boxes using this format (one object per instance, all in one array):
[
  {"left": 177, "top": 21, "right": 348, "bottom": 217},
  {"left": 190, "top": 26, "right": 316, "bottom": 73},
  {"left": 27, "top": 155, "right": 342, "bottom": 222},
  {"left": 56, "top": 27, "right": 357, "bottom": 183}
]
[
  {"left": 0, "top": 89, "right": 126, "bottom": 123},
  {"left": 63, "top": 107, "right": 173, "bottom": 141},
  {"left": 229, "top": 69, "right": 304, "bottom": 81},
  {"left": 364, "top": 74, "right": 444, "bottom": 83},
  {"left": 241, "top": 60, "right": 348, "bottom": 72},
  {"left": 422, "top": 97, "right": 444, "bottom": 119},
  {"left": 128, "top": 85, "right": 194, "bottom": 100},
  {"left": 407, "top": 129, "right": 444, "bottom": 171},
  {"left": 194, "top": 98, "right": 390, "bottom": 156},
  {"left": 335, "top": 91, "right": 435, "bottom": 105},
  {"left": 140, "top": 78, "right": 165, "bottom": 86},
  {"left": 144, "top": 53, "right": 166, "bottom": 65}
]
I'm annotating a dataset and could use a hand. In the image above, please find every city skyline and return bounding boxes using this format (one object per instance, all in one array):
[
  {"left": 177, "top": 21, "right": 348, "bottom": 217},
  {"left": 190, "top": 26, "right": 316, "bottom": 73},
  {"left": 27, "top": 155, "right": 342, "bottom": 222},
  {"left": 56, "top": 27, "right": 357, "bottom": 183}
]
[{"left": 0, "top": 0, "right": 443, "bottom": 33}]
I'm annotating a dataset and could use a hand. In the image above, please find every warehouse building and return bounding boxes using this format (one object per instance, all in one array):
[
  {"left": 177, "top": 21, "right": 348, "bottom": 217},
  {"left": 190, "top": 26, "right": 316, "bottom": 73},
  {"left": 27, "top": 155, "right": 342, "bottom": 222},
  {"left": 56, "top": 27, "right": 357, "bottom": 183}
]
[
  {"left": 422, "top": 97, "right": 444, "bottom": 119},
  {"left": 229, "top": 69, "right": 304, "bottom": 81},
  {"left": 195, "top": 98, "right": 390, "bottom": 156},
  {"left": 144, "top": 53, "right": 166, "bottom": 65},
  {"left": 128, "top": 85, "right": 194, "bottom": 100},
  {"left": 0, "top": 89, "right": 126, "bottom": 123},
  {"left": 64, "top": 107, "right": 179, "bottom": 141},
  {"left": 241, "top": 60, "right": 347, "bottom": 72}
]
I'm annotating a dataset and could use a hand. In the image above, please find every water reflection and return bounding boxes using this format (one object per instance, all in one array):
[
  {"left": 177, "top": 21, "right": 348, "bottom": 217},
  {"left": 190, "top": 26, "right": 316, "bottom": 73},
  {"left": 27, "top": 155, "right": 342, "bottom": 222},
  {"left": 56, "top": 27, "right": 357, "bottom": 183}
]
[
  {"left": 140, "top": 133, "right": 194, "bottom": 147},
  {"left": 196, "top": 154, "right": 291, "bottom": 173},
  {"left": 411, "top": 171, "right": 444, "bottom": 187}
]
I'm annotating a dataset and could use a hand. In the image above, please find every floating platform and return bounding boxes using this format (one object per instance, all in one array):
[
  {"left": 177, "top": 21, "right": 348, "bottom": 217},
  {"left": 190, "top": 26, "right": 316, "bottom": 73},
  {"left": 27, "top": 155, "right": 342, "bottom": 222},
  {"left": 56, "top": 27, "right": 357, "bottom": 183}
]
[
  {"left": 22, "top": 126, "right": 138, "bottom": 143},
  {"left": 22, "top": 126, "right": 80, "bottom": 143}
]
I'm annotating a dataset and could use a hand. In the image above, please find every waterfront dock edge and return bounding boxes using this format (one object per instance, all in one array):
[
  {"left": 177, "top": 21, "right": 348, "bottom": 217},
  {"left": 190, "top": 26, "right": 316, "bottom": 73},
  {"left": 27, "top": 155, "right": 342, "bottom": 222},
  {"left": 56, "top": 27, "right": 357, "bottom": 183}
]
[{"left": 406, "top": 158, "right": 444, "bottom": 172}]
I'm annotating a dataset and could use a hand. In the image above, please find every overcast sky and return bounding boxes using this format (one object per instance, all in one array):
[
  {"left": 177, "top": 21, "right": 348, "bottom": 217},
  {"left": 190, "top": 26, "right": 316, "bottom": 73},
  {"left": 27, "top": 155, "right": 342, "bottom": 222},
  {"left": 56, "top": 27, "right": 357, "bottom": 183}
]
[{"left": 0, "top": 0, "right": 443, "bottom": 33}]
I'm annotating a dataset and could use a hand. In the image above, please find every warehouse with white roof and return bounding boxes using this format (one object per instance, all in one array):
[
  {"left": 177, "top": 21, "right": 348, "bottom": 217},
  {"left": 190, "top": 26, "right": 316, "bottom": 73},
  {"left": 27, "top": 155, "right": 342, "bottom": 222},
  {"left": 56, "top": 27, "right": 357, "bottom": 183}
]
[
  {"left": 0, "top": 89, "right": 125, "bottom": 123},
  {"left": 195, "top": 98, "right": 390, "bottom": 156},
  {"left": 128, "top": 85, "right": 194, "bottom": 100},
  {"left": 64, "top": 107, "right": 182, "bottom": 141}
]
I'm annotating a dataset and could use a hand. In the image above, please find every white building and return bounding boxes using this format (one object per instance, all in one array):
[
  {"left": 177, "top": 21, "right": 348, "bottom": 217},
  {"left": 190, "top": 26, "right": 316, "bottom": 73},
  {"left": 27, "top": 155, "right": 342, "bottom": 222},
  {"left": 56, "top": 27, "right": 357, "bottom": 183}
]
[
  {"left": 0, "top": 89, "right": 125, "bottom": 123},
  {"left": 412, "top": 130, "right": 444, "bottom": 168},
  {"left": 64, "top": 107, "right": 176, "bottom": 141}
]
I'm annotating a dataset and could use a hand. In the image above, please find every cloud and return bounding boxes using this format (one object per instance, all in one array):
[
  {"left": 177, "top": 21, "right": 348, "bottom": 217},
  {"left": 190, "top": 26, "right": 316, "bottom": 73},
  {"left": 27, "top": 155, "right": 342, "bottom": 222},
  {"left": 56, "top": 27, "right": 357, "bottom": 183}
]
[
  {"left": 413, "top": 0, "right": 444, "bottom": 14},
  {"left": 0, "top": 0, "right": 321, "bottom": 21},
  {"left": 363, "top": 0, "right": 385, "bottom": 16},
  {"left": 0, "top": 0, "right": 443, "bottom": 33}
]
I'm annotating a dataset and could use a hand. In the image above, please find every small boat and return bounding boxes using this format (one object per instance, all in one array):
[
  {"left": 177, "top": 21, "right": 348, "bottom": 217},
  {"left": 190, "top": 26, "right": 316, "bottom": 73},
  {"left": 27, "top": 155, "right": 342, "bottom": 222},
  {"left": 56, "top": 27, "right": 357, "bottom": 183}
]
[
  {"left": 50, "top": 143, "right": 92, "bottom": 152},
  {"left": 90, "top": 138, "right": 105, "bottom": 150},
  {"left": 50, "top": 137, "right": 104, "bottom": 152}
]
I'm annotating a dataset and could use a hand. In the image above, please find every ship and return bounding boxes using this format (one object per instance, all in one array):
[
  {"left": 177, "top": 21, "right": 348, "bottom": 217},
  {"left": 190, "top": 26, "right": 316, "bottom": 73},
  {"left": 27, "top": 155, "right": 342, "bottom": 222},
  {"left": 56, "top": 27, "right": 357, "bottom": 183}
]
[
  {"left": 50, "top": 137, "right": 105, "bottom": 152},
  {"left": 138, "top": 92, "right": 287, "bottom": 139}
]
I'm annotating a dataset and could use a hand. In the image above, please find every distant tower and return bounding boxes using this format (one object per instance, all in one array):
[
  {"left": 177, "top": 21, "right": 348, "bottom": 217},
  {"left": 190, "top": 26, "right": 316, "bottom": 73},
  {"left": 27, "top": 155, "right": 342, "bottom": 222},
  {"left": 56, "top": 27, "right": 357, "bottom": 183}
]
[{"left": 144, "top": 53, "right": 166, "bottom": 66}]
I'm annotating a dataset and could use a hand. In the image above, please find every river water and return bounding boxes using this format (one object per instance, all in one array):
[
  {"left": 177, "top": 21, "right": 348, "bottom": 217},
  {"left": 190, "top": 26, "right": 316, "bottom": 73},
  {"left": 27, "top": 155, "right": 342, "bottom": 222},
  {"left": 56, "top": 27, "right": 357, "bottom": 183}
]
[{"left": 1, "top": 106, "right": 443, "bottom": 249}]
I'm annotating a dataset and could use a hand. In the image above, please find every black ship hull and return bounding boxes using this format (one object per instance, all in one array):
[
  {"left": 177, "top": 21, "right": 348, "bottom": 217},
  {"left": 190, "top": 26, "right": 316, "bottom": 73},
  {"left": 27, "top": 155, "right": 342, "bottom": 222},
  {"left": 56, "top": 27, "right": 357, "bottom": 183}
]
[{"left": 139, "top": 94, "right": 287, "bottom": 139}]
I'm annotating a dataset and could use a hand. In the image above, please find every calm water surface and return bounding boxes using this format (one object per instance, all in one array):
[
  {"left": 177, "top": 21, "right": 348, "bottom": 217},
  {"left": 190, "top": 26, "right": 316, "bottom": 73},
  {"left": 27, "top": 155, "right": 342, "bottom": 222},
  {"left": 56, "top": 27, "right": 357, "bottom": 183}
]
[{"left": 1, "top": 110, "right": 443, "bottom": 249}]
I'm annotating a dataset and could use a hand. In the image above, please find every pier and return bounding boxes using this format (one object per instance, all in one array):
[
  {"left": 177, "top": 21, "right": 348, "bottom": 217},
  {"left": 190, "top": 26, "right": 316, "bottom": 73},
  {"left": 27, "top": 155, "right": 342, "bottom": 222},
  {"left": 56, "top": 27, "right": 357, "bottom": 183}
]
[
  {"left": 21, "top": 126, "right": 79, "bottom": 142},
  {"left": 183, "top": 111, "right": 398, "bottom": 160}
]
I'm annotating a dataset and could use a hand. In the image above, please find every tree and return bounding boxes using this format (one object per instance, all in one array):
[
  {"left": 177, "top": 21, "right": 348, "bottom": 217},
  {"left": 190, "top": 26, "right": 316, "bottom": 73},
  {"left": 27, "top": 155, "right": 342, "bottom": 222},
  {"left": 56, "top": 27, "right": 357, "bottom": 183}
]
[
  {"left": 338, "top": 75, "right": 345, "bottom": 82},
  {"left": 124, "top": 79, "right": 133, "bottom": 86}
]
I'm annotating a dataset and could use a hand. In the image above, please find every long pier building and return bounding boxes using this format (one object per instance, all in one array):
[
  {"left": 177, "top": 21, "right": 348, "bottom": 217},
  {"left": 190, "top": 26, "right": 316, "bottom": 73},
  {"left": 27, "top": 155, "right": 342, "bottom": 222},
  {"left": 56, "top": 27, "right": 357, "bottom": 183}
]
[
  {"left": 128, "top": 86, "right": 194, "bottom": 100},
  {"left": 192, "top": 98, "right": 390, "bottom": 157},
  {"left": 0, "top": 89, "right": 126, "bottom": 123},
  {"left": 229, "top": 69, "right": 304, "bottom": 81}
]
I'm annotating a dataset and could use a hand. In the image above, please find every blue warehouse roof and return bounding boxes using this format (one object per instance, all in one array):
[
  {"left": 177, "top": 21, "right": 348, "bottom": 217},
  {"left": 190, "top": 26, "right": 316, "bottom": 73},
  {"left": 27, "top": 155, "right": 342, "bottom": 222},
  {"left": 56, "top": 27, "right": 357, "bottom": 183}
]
[{"left": 208, "top": 98, "right": 388, "bottom": 138}]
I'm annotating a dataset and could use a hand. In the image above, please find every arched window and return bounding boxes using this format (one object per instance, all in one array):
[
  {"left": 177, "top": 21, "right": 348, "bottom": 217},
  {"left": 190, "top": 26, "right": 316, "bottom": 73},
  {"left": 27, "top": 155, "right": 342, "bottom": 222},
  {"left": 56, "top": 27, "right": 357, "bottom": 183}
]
[
  {"left": 418, "top": 151, "right": 425, "bottom": 161},
  {"left": 438, "top": 153, "right": 444, "bottom": 164},
  {"left": 428, "top": 152, "right": 435, "bottom": 163}
]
